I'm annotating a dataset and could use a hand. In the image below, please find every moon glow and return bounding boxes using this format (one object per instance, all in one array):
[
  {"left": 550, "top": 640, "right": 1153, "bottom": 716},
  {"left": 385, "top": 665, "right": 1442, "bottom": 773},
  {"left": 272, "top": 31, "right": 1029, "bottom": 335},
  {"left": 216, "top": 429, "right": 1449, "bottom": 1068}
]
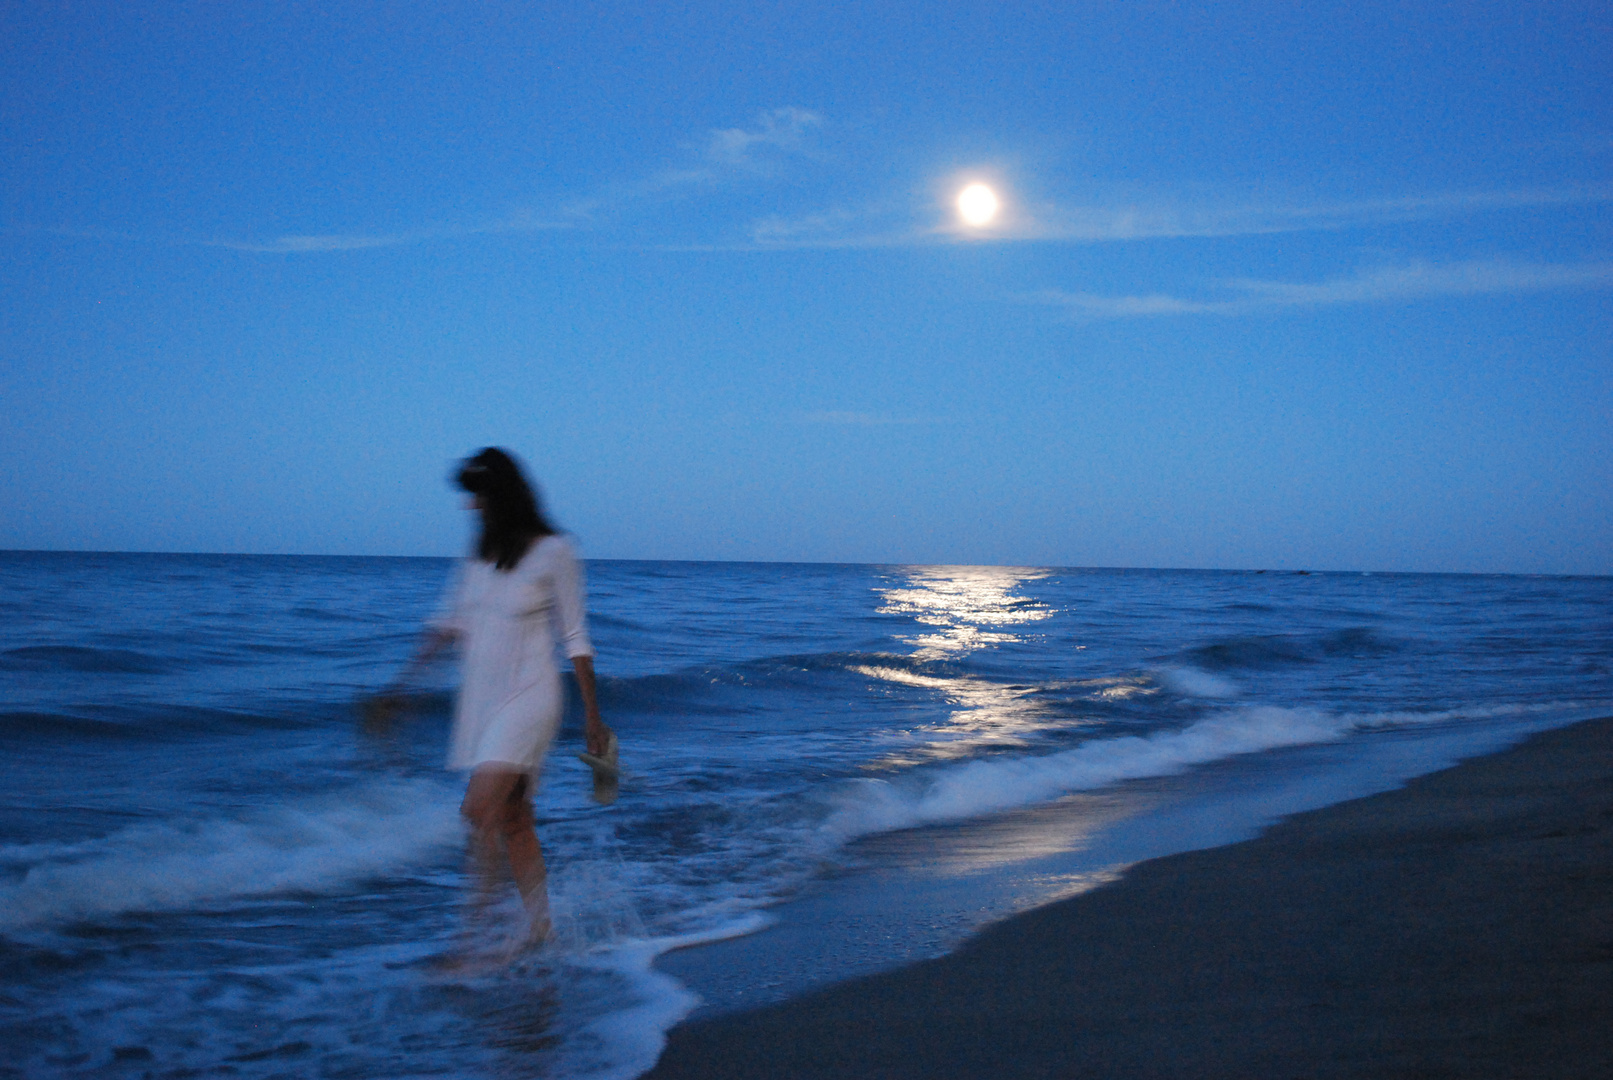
[{"left": 956, "top": 183, "right": 1000, "bottom": 226}]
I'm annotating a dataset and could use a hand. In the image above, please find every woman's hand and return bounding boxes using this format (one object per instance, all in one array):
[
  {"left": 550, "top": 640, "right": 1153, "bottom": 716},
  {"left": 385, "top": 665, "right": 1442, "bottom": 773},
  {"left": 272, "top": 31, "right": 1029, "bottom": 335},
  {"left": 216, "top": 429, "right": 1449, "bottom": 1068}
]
[
  {"left": 411, "top": 627, "right": 457, "bottom": 672},
  {"left": 362, "top": 628, "right": 456, "bottom": 734}
]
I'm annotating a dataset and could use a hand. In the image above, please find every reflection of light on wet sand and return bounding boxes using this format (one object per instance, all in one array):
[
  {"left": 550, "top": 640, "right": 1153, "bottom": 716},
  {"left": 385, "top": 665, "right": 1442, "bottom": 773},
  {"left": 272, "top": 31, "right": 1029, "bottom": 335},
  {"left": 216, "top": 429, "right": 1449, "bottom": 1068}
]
[
  {"left": 864, "top": 567, "right": 1064, "bottom": 766},
  {"left": 850, "top": 789, "right": 1148, "bottom": 877},
  {"left": 1011, "top": 868, "right": 1127, "bottom": 907}
]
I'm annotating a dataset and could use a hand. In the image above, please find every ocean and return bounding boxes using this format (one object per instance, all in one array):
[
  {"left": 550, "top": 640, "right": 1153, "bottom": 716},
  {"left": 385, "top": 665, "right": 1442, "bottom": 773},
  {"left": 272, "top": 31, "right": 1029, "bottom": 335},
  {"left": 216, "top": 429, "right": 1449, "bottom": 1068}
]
[{"left": 2, "top": 552, "right": 1608, "bottom": 1078}]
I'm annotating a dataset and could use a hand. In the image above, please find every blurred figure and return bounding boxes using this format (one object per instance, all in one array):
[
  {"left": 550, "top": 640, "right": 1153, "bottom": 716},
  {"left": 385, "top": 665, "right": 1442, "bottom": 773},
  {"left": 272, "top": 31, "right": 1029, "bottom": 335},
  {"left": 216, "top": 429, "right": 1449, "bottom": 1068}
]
[{"left": 401, "top": 447, "right": 611, "bottom": 944}]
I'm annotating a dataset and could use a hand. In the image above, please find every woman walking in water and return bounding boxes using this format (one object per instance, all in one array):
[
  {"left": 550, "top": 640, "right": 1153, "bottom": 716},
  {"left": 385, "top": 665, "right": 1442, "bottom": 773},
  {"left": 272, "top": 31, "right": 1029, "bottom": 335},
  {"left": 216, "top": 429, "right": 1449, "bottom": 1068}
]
[{"left": 404, "top": 447, "right": 612, "bottom": 945}]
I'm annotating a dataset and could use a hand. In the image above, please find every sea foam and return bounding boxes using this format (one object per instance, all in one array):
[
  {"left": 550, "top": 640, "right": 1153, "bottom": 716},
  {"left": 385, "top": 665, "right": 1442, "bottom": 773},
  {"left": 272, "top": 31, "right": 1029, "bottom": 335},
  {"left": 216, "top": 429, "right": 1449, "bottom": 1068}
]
[
  {"left": 0, "top": 776, "right": 463, "bottom": 931},
  {"left": 1156, "top": 665, "right": 1241, "bottom": 699},
  {"left": 820, "top": 702, "right": 1463, "bottom": 842}
]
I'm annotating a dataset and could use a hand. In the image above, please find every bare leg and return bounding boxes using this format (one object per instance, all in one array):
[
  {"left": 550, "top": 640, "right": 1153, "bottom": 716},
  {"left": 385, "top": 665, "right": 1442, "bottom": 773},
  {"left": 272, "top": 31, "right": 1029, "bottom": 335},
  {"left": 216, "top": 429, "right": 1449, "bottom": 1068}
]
[
  {"left": 463, "top": 823, "right": 506, "bottom": 912},
  {"left": 462, "top": 768, "right": 514, "bottom": 884},
  {"left": 462, "top": 766, "right": 551, "bottom": 943},
  {"left": 501, "top": 792, "right": 552, "bottom": 942}
]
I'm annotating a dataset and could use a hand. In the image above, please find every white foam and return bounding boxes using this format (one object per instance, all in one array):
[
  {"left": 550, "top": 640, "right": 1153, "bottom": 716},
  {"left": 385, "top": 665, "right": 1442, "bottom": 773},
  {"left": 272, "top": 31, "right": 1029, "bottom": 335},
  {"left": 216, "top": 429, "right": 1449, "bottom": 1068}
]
[
  {"left": 552, "top": 915, "right": 770, "bottom": 1080},
  {"left": 823, "top": 705, "right": 1370, "bottom": 841},
  {"left": 1348, "top": 699, "right": 1590, "bottom": 728},
  {"left": 560, "top": 698, "right": 1612, "bottom": 1077},
  {"left": 1156, "top": 665, "right": 1240, "bottom": 699},
  {"left": 819, "top": 700, "right": 1613, "bottom": 845},
  {"left": 0, "top": 776, "right": 463, "bottom": 930}
]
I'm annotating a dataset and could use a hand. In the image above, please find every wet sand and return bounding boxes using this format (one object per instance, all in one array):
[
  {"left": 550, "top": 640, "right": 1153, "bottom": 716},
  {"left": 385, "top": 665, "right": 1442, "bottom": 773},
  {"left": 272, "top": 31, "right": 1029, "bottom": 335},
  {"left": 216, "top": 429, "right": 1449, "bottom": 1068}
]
[{"left": 647, "top": 716, "right": 1613, "bottom": 1079}]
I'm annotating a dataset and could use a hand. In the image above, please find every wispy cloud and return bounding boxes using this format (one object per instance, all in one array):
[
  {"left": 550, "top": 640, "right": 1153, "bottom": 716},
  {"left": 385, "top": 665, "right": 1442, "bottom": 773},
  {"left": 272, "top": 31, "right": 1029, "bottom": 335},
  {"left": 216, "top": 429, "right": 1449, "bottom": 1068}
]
[
  {"left": 19, "top": 115, "right": 1606, "bottom": 257},
  {"left": 1027, "top": 188, "right": 1613, "bottom": 243},
  {"left": 10, "top": 221, "right": 458, "bottom": 254},
  {"left": 198, "top": 209, "right": 583, "bottom": 254},
  {"left": 746, "top": 185, "right": 1613, "bottom": 251},
  {"left": 798, "top": 411, "right": 941, "bottom": 426},
  {"left": 194, "top": 107, "right": 828, "bottom": 251},
  {"left": 706, "top": 107, "right": 825, "bottom": 169},
  {"left": 1035, "top": 258, "right": 1613, "bottom": 319},
  {"left": 564, "top": 110, "right": 826, "bottom": 226},
  {"left": 208, "top": 231, "right": 421, "bottom": 253},
  {"left": 747, "top": 203, "right": 919, "bottom": 249}
]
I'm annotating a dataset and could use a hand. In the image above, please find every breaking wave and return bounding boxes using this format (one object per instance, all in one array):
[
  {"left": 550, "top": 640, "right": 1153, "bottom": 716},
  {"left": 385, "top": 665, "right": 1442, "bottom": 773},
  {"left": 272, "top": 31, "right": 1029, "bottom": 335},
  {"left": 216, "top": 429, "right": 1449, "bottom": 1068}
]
[
  {"left": 0, "top": 777, "right": 463, "bottom": 931},
  {"left": 819, "top": 699, "right": 1570, "bottom": 842}
]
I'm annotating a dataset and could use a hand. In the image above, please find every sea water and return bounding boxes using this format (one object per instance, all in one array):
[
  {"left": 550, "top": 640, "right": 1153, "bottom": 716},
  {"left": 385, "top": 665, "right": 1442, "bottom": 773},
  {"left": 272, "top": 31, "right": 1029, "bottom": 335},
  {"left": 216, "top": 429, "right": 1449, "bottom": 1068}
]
[{"left": 1, "top": 552, "right": 1608, "bottom": 1078}]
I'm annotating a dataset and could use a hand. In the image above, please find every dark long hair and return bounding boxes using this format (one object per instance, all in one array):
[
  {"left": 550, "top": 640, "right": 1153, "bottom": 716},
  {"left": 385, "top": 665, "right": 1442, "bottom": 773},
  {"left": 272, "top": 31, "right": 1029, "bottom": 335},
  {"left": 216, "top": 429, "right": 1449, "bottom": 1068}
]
[{"left": 454, "top": 447, "right": 556, "bottom": 571}]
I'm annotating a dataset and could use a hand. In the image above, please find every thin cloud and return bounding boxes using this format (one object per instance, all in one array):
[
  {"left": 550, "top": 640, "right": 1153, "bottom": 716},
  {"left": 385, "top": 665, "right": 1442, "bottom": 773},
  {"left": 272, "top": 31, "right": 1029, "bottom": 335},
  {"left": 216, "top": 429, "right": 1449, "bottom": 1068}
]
[
  {"left": 1034, "top": 188, "right": 1613, "bottom": 243},
  {"left": 203, "top": 107, "right": 827, "bottom": 250},
  {"left": 746, "top": 185, "right": 1613, "bottom": 250},
  {"left": 201, "top": 211, "right": 582, "bottom": 254},
  {"left": 707, "top": 107, "right": 825, "bottom": 169},
  {"left": 210, "top": 232, "right": 416, "bottom": 253},
  {"left": 747, "top": 203, "right": 920, "bottom": 250},
  {"left": 1035, "top": 258, "right": 1613, "bottom": 319},
  {"left": 751, "top": 207, "right": 862, "bottom": 244},
  {"left": 799, "top": 411, "right": 941, "bottom": 426},
  {"left": 5, "top": 222, "right": 443, "bottom": 254},
  {"left": 577, "top": 107, "right": 827, "bottom": 221},
  {"left": 20, "top": 119, "right": 1605, "bottom": 256}
]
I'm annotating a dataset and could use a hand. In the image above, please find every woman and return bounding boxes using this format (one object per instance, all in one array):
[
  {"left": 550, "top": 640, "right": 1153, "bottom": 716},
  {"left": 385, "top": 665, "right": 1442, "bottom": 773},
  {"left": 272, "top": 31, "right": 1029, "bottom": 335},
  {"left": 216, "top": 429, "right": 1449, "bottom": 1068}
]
[{"left": 406, "top": 447, "right": 611, "bottom": 943}]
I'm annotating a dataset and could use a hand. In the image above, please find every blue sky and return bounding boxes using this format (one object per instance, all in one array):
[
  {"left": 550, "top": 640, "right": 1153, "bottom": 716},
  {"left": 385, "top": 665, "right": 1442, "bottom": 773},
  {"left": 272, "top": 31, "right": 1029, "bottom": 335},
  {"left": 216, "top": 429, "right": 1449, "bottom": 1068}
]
[{"left": 3, "top": 1, "right": 1609, "bottom": 572}]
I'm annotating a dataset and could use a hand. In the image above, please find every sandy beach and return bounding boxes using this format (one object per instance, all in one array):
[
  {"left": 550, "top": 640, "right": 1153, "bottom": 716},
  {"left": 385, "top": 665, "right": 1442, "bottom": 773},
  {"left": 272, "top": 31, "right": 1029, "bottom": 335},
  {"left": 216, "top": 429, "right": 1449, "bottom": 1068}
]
[{"left": 647, "top": 716, "right": 1613, "bottom": 1079}]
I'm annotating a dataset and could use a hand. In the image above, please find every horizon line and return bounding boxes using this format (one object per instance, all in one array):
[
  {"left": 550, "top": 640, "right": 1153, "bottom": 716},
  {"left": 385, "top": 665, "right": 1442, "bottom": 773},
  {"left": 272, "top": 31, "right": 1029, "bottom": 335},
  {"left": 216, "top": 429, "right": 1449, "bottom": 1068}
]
[{"left": 1, "top": 547, "right": 1603, "bottom": 578}]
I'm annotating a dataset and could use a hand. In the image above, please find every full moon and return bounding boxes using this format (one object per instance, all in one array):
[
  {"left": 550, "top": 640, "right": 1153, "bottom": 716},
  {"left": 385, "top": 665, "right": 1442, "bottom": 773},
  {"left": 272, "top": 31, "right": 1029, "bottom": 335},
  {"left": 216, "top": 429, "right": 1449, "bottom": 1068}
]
[{"left": 956, "top": 183, "right": 1000, "bottom": 226}]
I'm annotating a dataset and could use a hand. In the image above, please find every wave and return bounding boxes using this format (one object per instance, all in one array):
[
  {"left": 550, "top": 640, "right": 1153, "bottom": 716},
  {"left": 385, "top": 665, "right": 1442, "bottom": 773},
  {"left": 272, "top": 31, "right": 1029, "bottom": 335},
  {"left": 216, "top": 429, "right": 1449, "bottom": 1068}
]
[
  {"left": 0, "top": 700, "right": 388, "bottom": 743},
  {"left": 817, "top": 699, "right": 1559, "bottom": 842},
  {"left": 561, "top": 916, "right": 769, "bottom": 1080},
  {"left": 1154, "top": 666, "right": 1240, "bottom": 699},
  {"left": 0, "top": 777, "right": 463, "bottom": 931},
  {"left": 0, "top": 710, "right": 155, "bottom": 741},
  {"left": 590, "top": 612, "right": 652, "bottom": 631},
  {"left": 1180, "top": 627, "right": 1401, "bottom": 671},
  {"left": 599, "top": 651, "right": 964, "bottom": 712},
  {"left": 599, "top": 653, "right": 1249, "bottom": 733},
  {"left": 0, "top": 645, "right": 175, "bottom": 674},
  {"left": 289, "top": 605, "right": 371, "bottom": 624}
]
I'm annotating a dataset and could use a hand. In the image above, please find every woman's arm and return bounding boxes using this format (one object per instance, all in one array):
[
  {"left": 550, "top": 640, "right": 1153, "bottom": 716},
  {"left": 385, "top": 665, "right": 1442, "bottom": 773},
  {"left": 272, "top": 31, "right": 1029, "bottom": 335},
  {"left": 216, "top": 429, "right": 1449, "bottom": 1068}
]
[
  {"left": 363, "top": 627, "right": 456, "bottom": 730},
  {"left": 571, "top": 654, "right": 611, "bottom": 757},
  {"left": 410, "top": 626, "right": 457, "bottom": 671},
  {"left": 551, "top": 538, "right": 609, "bottom": 755},
  {"left": 381, "top": 626, "right": 456, "bottom": 695}
]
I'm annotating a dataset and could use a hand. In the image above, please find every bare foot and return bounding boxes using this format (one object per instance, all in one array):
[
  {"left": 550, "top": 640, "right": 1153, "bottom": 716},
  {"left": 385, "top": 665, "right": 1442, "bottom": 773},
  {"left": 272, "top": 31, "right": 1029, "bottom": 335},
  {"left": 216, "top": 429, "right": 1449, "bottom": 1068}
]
[{"left": 522, "top": 886, "right": 554, "bottom": 947}]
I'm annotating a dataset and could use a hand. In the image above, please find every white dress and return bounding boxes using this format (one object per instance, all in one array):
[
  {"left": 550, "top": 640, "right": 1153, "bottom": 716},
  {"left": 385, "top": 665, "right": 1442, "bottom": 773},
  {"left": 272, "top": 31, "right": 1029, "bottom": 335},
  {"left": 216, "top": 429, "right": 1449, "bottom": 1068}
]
[{"left": 430, "top": 535, "right": 593, "bottom": 777}]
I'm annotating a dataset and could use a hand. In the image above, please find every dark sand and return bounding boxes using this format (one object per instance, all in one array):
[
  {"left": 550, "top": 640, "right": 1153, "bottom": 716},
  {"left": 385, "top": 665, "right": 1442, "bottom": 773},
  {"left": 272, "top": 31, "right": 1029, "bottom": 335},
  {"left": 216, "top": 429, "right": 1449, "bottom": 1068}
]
[{"left": 647, "top": 717, "right": 1613, "bottom": 1079}]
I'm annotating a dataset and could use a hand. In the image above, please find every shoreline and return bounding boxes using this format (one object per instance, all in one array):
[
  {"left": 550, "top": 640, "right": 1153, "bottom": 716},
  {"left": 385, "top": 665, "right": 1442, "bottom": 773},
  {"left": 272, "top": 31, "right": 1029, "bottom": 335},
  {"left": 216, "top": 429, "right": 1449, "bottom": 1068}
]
[{"left": 646, "top": 715, "right": 1613, "bottom": 1079}]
